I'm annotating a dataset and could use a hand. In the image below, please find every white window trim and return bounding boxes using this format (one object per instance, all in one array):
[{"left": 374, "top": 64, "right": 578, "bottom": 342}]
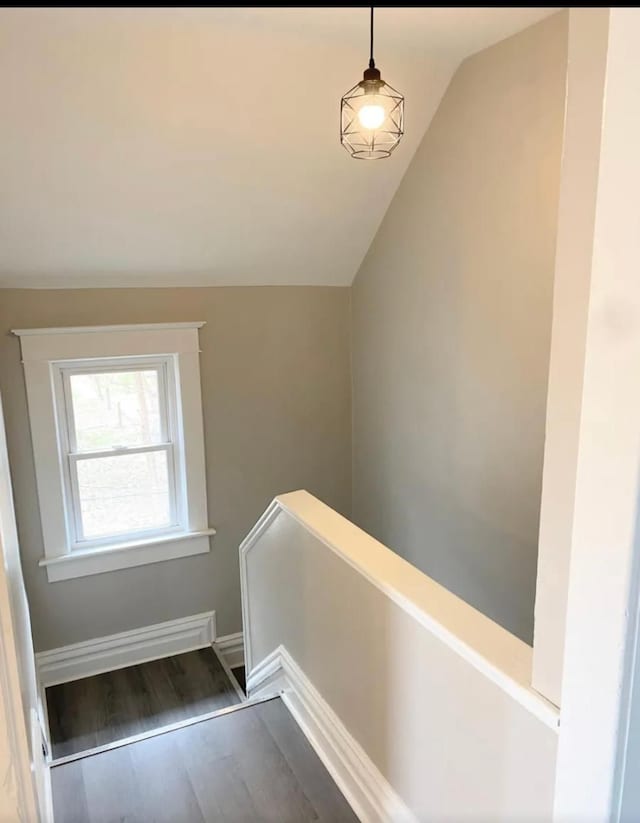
[{"left": 13, "top": 322, "right": 214, "bottom": 582}]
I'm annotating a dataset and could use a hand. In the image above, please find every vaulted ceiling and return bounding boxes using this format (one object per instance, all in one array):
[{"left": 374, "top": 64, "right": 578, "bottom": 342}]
[{"left": 0, "top": 7, "right": 559, "bottom": 288}]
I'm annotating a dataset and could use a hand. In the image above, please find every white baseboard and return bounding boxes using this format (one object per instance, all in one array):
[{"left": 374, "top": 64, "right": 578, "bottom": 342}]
[
  {"left": 215, "top": 631, "right": 245, "bottom": 669},
  {"left": 247, "top": 646, "right": 417, "bottom": 823},
  {"left": 36, "top": 611, "right": 216, "bottom": 687},
  {"left": 246, "top": 646, "right": 286, "bottom": 702}
]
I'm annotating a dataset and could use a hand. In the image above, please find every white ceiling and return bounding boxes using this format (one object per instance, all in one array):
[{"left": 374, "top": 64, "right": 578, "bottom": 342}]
[{"left": 0, "top": 7, "right": 559, "bottom": 288}]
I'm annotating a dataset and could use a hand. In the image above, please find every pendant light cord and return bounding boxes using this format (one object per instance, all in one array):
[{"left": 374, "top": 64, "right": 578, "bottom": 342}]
[{"left": 369, "top": 5, "right": 375, "bottom": 69}]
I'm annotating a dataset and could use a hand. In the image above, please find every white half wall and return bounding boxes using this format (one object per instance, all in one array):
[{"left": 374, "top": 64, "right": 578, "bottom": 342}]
[{"left": 241, "top": 492, "right": 559, "bottom": 822}]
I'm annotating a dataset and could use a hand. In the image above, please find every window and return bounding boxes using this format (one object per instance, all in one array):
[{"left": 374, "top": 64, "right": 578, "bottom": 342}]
[
  {"left": 55, "top": 358, "right": 181, "bottom": 547},
  {"left": 14, "top": 323, "right": 214, "bottom": 582}
]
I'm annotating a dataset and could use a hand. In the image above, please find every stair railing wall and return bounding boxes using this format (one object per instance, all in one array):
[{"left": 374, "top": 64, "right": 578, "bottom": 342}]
[{"left": 240, "top": 490, "right": 559, "bottom": 823}]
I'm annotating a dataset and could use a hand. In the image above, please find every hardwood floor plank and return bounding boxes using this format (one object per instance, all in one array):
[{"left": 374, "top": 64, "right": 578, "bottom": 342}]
[
  {"left": 194, "top": 702, "right": 321, "bottom": 822},
  {"left": 175, "top": 720, "right": 261, "bottom": 821},
  {"left": 79, "top": 743, "right": 146, "bottom": 823},
  {"left": 95, "top": 666, "right": 144, "bottom": 745},
  {"left": 48, "top": 758, "right": 90, "bottom": 823},
  {"left": 178, "top": 647, "right": 241, "bottom": 714},
  {"left": 127, "top": 730, "right": 207, "bottom": 823},
  {"left": 122, "top": 657, "right": 185, "bottom": 733},
  {"left": 49, "top": 676, "right": 101, "bottom": 758}
]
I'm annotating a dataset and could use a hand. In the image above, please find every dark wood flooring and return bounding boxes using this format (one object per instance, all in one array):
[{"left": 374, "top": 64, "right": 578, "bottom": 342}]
[
  {"left": 232, "top": 665, "right": 246, "bottom": 694},
  {"left": 51, "top": 696, "right": 358, "bottom": 823},
  {"left": 47, "top": 648, "right": 241, "bottom": 758}
]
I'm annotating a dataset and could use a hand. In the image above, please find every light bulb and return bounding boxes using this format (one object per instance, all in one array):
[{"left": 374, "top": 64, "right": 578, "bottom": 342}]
[{"left": 358, "top": 103, "right": 385, "bottom": 130}]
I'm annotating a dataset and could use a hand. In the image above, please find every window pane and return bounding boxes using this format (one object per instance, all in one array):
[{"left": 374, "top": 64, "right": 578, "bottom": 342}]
[
  {"left": 69, "top": 369, "right": 162, "bottom": 452},
  {"left": 76, "top": 451, "right": 172, "bottom": 540}
]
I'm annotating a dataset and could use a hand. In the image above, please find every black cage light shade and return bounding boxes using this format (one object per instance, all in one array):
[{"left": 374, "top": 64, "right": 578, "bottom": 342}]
[{"left": 340, "top": 7, "right": 404, "bottom": 159}]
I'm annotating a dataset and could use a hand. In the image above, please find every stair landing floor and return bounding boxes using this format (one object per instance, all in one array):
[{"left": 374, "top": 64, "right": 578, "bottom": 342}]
[
  {"left": 46, "top": 647, "right": 242, "bottom": 759},
  {"left": 51, "top": 696, "right": 358, "bottom": 823}
]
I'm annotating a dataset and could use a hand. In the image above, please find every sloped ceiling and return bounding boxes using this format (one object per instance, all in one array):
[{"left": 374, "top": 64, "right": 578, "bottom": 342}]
[{"left": 0, "top": 7, "right": 559, "bottom": 288}]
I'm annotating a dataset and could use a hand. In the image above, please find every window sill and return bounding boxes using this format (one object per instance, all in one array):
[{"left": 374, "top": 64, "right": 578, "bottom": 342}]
[{"left": 39, "top": 528, "right": 216, "bottom": 582}]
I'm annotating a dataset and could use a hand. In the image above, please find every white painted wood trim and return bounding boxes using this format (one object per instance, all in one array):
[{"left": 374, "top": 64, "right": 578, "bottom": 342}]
[
  {"left": 0, "top": 390, "right": 52, "bottom": 822},
  {"left": 40, "top": 531, "right": 214, "bottom": 583},
  {"left": 240, "top": 502, "right": 282, "bottom": 674},
  {"left": 177, "top": 349, "right": 209, "bottom": 532},
  {"left": 17, "top": 323, "right": 213, "bottom": 583},
  {"left": 0, "top": 584, "right": 40, "bottom": 823},
  {"left": 247, "top": 646, "right": 417, "bottom": 823},
  {"left": 531, "top": 7, "right": 610, "bottom": 710},
  {"left": 22, "top": 358, "right": 70, "bottom": 563},
  {"left": 36, "top": 611, "right": 216, "bottom": 687},
  {"left": 246, "top": 647, "right": 286, "bottom": 699},
  {"left": 215, "top": 632, "right": 245, "bottom": 669},
  {"left": 12, "top": 322, "right": 206, "bottom": 337},
  {"left": 29, "top": 706, "right": 53, "bottom": 823},
  {"left": 240, "top": 492, "right": 559, "bottom": 730},
  {"left": 18, "top": 328, "right": 203, "bottom": 361},
  {"left": 39, "top": 528, "right": 216, "bottom": 565}
]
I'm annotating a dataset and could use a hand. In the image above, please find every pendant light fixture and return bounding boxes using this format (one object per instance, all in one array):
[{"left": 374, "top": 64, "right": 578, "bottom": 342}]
[{"left": 340, "top": 6, "right": 404, "bottom": 159}]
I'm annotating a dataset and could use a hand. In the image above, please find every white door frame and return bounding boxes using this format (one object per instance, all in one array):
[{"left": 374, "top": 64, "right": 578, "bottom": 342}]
[{"left": 0, "top": 389, "right": 51, "bottom": 822}]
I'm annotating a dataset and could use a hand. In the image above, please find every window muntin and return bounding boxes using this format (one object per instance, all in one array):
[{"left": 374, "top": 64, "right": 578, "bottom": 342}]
[{"left": 55, "top": 357, "right": 183, "bottom": 549}]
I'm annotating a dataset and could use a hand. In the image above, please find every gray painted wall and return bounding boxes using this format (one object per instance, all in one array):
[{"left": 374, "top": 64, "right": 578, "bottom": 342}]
[
  {"left": 351, "top": 13, "right": 568, "bottom": 643},
  {"left": 0, "top": 286, "right": 351, "bottom": 651}
]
